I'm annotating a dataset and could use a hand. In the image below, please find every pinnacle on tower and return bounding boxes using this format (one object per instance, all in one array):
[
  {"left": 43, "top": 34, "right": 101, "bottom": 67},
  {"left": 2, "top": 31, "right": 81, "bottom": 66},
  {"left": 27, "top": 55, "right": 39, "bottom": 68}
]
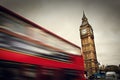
[{"left": 82, "top": 11, "right": 88, "bottom": 21}]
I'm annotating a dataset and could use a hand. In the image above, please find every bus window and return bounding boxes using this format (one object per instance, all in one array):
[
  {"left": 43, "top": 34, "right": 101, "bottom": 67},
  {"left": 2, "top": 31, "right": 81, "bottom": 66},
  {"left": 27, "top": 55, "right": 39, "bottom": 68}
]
[
  {"left": 0, "top": 60, "right": 21, "bottom": 80},
  {"left": 0, "top": 11, "right": 27, "bottom": 35},
  {"left": 0, "top": 60, "right": 38, "bottom": 80},
  {"left": 21, "top": 64, "right": 38, "bottom": 80},
  {"left": 40, "top": 68, "right": 56, "bottom": 80},
  {"left": 62, "top": 69, "right": 80, "bottom": 80}
]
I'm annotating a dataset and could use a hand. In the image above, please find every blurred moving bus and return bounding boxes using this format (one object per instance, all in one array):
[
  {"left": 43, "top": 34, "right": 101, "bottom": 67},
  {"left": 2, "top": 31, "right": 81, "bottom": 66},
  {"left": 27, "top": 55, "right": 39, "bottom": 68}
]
[{"left": 0, "top": 6, "right": 85, "bottom": 80}]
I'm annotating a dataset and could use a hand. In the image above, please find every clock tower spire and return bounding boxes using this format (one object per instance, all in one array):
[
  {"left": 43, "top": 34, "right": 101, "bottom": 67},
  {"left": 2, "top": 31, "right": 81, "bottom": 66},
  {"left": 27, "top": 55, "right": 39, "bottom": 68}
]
[
  {"left": 79, "top": 12, "right": 99, "bottom": 77},
  {"left": 82, "top": 11, "right": 87, "bottom": 21},
  {"left": 81, "top": 11, "right": 89, "bottom": 27}
]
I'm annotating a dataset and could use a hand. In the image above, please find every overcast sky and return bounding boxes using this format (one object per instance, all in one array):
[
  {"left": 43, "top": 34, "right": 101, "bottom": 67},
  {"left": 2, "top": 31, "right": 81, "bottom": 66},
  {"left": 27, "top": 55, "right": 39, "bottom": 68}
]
[{"left": 0, "top": 0, "right": 120, "bottom": 66}]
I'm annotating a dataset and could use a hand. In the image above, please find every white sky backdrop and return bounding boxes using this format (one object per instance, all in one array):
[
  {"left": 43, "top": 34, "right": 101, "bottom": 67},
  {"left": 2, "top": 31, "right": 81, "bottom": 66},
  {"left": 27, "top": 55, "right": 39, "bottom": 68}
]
[{"left": 0, "top": 0, "right": 120, "bottom": 65}]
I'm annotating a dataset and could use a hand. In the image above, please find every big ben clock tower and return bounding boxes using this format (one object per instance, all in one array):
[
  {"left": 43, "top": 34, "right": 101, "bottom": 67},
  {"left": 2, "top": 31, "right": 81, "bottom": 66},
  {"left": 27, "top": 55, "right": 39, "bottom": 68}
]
[{"left": 80, "top": 12, "right": 98, "bottom": 76}]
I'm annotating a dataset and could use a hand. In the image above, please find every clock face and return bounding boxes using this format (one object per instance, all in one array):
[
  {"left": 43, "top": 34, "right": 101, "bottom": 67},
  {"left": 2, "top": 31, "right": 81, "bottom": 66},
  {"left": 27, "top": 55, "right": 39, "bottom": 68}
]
[{"left": 81, "top": 29, "right": 87, "bottom": 35}]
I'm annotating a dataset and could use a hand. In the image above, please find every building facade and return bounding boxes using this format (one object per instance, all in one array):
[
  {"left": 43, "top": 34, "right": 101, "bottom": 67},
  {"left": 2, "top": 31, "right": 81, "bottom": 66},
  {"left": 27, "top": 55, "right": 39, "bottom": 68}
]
[{"left": 79, "top": 12, "right": 99, "bottom": 76}]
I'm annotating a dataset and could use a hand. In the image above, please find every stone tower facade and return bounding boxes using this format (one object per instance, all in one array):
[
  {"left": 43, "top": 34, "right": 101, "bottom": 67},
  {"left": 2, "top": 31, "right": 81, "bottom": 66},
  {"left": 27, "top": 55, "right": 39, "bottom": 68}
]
[{"left": 79, "top": 12, "right": 98, "bottom": 76}]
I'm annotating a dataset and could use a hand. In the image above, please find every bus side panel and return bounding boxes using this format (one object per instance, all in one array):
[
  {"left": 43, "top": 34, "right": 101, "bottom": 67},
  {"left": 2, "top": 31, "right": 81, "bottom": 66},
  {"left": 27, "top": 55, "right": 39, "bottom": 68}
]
[
  {"left": 72, "top": 55, "right": 85, "bottom": 80},
  {"left": 0, "top": 49, "right": 75, "bottom": 69}
]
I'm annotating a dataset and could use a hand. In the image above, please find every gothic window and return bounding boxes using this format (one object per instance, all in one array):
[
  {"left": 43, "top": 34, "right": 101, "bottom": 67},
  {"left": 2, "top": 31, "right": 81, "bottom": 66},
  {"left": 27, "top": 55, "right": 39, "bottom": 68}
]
[
  {"left": 92, "top": 63, "right": 95, "bottom": 67},
  {"left": 84, "top": 39, "right": 88, "bottom": 45},
  {"left": 84, "top": 55, "right": 87, "bottom": 59},
  {"left": 89, "top": 44, "right": 94, "bottom": 51}
]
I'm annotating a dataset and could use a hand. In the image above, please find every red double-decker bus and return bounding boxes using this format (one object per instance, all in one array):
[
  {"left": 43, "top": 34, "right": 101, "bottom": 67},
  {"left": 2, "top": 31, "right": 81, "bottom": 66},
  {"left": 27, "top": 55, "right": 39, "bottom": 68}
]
[{"left": 0, "top": 6, "right": 85, "bottom": 80}]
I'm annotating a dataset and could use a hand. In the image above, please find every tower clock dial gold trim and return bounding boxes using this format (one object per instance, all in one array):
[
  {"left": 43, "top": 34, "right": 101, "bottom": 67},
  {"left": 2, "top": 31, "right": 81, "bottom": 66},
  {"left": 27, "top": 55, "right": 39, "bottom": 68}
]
[{"left": 81, "top": 28, "right": 87, "bottom": 35}]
